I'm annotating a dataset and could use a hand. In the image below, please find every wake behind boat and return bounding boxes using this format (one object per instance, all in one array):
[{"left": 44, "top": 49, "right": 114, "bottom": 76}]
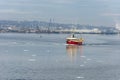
[{"left": 66, "top": 34, "right": 84, "bottom": 45}]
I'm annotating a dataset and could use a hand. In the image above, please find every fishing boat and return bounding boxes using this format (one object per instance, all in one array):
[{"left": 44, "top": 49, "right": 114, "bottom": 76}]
[{"left": 66, "top": 34, "right": 84, "bottom": 45}]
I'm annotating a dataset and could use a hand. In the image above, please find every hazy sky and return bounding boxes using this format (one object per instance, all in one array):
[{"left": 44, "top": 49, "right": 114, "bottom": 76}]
[{"left": 0, "top": 0, "right": 120, "bottom": 26}]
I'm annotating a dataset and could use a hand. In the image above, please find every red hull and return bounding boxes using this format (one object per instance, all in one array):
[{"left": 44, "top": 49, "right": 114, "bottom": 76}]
[{"left": 66, "top": 40, "right": 83, "bottom": 45}]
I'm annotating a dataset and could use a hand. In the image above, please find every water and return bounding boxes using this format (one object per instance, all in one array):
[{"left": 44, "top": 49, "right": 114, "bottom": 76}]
[{"left": 0, "top": 33, "right": 120, "bottom": 80}]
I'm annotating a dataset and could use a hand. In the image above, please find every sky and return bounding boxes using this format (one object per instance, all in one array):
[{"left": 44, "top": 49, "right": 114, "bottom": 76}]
[{"left": 0, "top": 0, "right": 120, "bottom": 27}]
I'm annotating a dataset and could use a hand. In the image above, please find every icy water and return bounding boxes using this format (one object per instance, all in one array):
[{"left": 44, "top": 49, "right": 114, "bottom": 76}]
[{"left": 0, "top": 33, "right": 120, "bottom": 80}]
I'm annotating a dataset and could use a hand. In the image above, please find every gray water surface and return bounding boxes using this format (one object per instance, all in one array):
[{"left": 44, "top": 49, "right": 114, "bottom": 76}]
[{"left": 0, "top": 33, "right": 120, "bottom": 80}]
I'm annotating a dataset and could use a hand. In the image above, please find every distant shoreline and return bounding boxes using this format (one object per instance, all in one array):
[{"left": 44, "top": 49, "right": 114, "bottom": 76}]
[
  {"left": 0, "top": 31, "right": 118, "bottom": 35},
  {"left": 0, "top": 20, "right": 119, "bottom": 34}
]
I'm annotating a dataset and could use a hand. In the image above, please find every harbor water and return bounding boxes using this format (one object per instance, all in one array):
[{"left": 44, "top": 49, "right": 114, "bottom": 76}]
[{"left": 0, "top": 33, "right": 120, "bottom": 80}]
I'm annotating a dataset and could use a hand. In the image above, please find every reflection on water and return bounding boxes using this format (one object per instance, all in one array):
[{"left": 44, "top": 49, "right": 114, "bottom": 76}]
[{"left": 66, "top": 45, "right": 83, "bottom": 62}]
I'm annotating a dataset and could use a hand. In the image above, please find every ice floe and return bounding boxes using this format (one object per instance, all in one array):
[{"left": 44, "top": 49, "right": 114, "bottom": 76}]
[
  {"left": 24, "top": 50, "right": 29, "bottom": 52},
  {"left": 28, "top": 59, "right": 36, "bottom": 61},
  {"left": 32, "top": 54, "right": 36, "bottom": 57},
  {"left": 80, "top": 64, "right": 85, "bottom": 67},
  {"left": 76, "top": 76, "right": 84, "bottom": 79}
]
